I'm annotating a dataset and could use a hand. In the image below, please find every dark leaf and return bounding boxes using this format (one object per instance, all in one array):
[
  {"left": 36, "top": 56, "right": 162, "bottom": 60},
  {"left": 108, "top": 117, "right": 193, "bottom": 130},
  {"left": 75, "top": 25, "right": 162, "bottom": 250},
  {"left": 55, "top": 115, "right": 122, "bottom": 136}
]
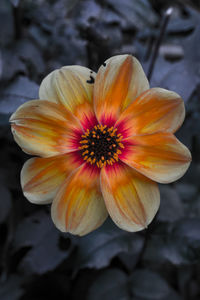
[
  {"left": 117, "top": 234, "right": 144, "bottom": 271},
  {"left": 167, "top": 7, "right": 198, "bottom": 34},
  {"left": 52, "top": 24, "right": 87, "bottom": 66},
  {"left": 87, "top": 268, "right": 181, "bottom": 300},
  {"left": 10, "top": 0, "right": 20, "bottom": 7},
  {"left": 158, "top": 185, "right": 184, "bottom": 222},
  {"left": 75, "top": 219, "right": 144, "bottom": 271},
  {"left": 28, "top": 25, "right": 49, "bottom": 50},
  {"left": 177, "top": 266, "right": 195, "bottom": 298},
  {"left": 16, "top": 39, "right": 45, "bottom": 76},
  {"left": 0, "top": 0, "right": 14, "bottom": 46},
  {"left": 0, "top": 275, "right": 24, "bottom": 300},
  {"left": 130, "top": 269, "right": 181, "bottom": 300},
  {"left": 87, "top": 269, "right": 129, "bottom": 300},
  {"left": 0, "top": 76, "right": 38, "bottom": 124},
  {"left": 100, "top": 8, "right": 125, "bottom": 26},
  {"left": 12, "top": 210, "right": 72, "bottom": 275},
  {"left": 1, "top": 50, "right": 26, "bottom": 82},
  {"left": 175, "top": 182, "right": 197, "bottom": 202},
  {"left": 175, "top": 182, "right": 199, "bottom": 218},
  {"left": 150, "top": 24, "right": 200, "bottom": 101},
  {"left": 159, "top": 44, "right": 184, "bottom": 61},
  {"left": 144, "top": 218, "right": 200, "bottom": 266},
  {"left": 74, "top": 0, "right": 102, "bottom": 29},
  {"left": 0, "top": 50, "right": 2, "bottom": 79},
  {"left": 106, "top": 0, "right": 158, "bottom": 30}
]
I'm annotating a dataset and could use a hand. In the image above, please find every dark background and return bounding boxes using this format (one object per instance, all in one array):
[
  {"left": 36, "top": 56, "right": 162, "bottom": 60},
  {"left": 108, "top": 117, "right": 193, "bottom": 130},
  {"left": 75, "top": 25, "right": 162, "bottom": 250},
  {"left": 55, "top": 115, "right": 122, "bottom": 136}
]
[{"left": 0, "top": 0, "right": 200, "bottom": 299}]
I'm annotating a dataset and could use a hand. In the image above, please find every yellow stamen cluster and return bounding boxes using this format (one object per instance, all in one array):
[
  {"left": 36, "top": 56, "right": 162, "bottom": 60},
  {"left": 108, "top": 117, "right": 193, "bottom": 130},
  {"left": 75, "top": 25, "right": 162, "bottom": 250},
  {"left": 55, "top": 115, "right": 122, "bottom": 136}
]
[{"left": 79, "top": 124, "right": 124, "bottom": 168}]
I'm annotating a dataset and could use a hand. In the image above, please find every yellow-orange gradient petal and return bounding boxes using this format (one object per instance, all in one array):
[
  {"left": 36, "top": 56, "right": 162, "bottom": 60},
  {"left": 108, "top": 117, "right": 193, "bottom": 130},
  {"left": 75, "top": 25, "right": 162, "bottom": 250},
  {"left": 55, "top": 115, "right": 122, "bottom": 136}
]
[
  {"left": 21, "top": 152, "right": 83, "bottom": 204},
  {"left": 116, "top": 88, "right": 185, "bottom": 138},
  {"left": 51, "top": 164, "right": 108, "bottom": 236},
  {"left": 39, "top": 66, "right": 97, "bottom": 130},
  {"left": 94, "top": 55, "right": 149, "bottom": 126},
  {"left": 100, "top": 162, "right": 160, "bottom": 232},
  {"left": 121, "top": 132, "right": 191, "bottom": 184},
  {"left": 10, "top": 100, "right": 83, "bottom": 157}
]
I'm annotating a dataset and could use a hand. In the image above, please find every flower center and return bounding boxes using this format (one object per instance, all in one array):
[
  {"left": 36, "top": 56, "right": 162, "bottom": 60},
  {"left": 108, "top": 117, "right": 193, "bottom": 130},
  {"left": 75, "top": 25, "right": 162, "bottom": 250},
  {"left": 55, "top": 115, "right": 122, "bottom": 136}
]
[{"left": 79, "top": 125, "right": 124, "bottom": 168}]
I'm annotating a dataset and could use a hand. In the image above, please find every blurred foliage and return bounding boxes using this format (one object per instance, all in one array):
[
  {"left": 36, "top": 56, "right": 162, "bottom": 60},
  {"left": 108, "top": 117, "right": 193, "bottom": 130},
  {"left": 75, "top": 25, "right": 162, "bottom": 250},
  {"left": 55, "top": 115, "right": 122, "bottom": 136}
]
[{"left": 0, "top": 0, "right": 200, "bottom": 299}]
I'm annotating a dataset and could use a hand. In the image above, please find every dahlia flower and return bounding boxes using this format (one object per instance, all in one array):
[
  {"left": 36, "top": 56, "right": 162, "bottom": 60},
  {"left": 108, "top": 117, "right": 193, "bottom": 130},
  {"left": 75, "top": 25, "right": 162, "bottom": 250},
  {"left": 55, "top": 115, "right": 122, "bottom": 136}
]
[{"left": 10, "top": 55, "right": 191, "bottom": 235}]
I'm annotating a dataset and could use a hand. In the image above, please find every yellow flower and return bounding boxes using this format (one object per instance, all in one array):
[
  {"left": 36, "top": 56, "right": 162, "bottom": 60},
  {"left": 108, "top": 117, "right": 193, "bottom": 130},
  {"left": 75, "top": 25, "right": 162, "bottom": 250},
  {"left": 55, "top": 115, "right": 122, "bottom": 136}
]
[{"left": 10, "top": 55, "right": 191, "bottom": 236}]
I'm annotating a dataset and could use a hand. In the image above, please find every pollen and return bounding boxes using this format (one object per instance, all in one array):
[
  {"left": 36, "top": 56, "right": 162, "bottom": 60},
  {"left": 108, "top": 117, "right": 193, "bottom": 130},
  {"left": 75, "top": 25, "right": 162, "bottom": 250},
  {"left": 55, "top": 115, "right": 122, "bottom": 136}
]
[{"left": 79, "top": 125, "right": 124, "bottom": 168}]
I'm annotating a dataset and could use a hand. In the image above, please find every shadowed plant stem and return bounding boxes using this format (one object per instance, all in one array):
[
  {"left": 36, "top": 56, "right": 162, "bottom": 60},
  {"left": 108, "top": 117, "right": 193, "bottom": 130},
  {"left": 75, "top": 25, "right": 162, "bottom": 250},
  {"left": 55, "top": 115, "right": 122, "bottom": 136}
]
[{"left": 147, "top": 7, "right": 173, "bottom": 81}]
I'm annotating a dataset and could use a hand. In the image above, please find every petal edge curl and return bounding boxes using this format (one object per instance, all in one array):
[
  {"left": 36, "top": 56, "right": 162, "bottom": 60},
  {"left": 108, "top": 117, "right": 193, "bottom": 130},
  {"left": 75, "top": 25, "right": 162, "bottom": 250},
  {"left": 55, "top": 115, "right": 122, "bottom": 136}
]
[
  {"left": 39, "top": 66, "right": 97, "bottom": 130},
  {"left": 100, "top": 162, "right": 160, "bottom": 232},
  {"left": 21, "top": 152, "right": 83, "bottom": 204},
  {"left": 51, "top": 164, "right": 108, "bottom": 236},
  {"left": 10, "top": 100, "right": 83, "bottom": 157},
  {"left": 121, "top": 132, "right": 191, "bottom": 184},
  {"left": 94, "top": 55, "right": 149, "bottom": 126},
  {"left": 115, "top": 88, "right": 185, "bottom": 138}
]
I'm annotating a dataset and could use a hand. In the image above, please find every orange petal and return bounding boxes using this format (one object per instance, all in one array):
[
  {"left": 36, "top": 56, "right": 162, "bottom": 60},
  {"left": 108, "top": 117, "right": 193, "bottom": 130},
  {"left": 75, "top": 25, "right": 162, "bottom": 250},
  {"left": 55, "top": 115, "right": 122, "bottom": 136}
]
[
  {"left": 116, "top": 88, "right": 185, "bottom": 138},
  {"left": 100, "top": 162, "right": 160, "bottom": 232},
  {"left": 121, "top": 133, "right": 191, "bottom": 184},
  {"left": 51, "top": 164, "right": 108, "bottom": 236},
  {"left": 94, "top": 55, "right": 149, "bottom": 126},
  {"left": 21, "top": 152, "right": 83, "bottom": 204},
  {"left": 10, "top": 100, "right": 83, "bottom": 157},
  {"left": 39, "top": 66, "right": 97, "bottom": 130}
]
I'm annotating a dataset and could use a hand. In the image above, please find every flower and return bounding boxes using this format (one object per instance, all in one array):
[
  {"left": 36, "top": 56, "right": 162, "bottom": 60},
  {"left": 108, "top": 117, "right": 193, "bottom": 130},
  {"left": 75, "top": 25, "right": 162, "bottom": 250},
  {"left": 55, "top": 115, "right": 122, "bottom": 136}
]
[{"left": 10, "top": 55, "right": 191, "bottom": 236}]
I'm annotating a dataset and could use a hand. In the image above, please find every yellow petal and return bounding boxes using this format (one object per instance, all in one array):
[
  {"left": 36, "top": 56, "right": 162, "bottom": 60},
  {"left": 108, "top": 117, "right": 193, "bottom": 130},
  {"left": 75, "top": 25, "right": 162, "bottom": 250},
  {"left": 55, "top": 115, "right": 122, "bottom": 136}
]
[
  {"left": 121, "top": 133, "right": 191, "bottom": 183},
  {"left": 10, "top": 100, "right": 83, "bottom": 157},
  {"left": 51, "top": 164, "right": 108, "bottom": 236},
  {"left": 116, "top": 88, "right": 185, "bottom": 138},
  {"left": 100, "top": 162, "right": 160, "bottom": 232},
  {"left": 94, "top": 55, "right": 149, "bottom": 126},
  {"left": 39, "top": 66, "right": 97, "bottom": 130},
  {"left": 21, "top": 152, "right": 83, "bottom": 204}
]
